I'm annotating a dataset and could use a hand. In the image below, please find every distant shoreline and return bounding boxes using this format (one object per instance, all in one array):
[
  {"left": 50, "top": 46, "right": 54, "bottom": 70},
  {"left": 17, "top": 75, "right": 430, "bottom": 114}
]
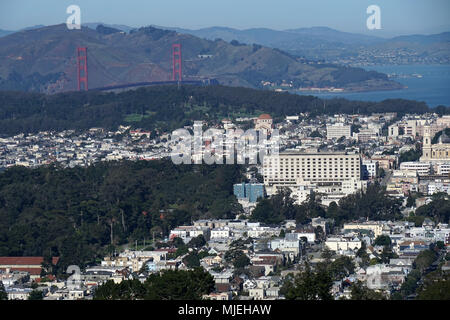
[{"left": 290, "top": 64, "right": 450, "bottom": 107}]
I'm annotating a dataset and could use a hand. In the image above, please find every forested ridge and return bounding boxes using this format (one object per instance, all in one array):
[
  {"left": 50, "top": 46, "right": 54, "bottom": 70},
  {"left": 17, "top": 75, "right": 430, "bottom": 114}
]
[
  {"left": 0, "top": 84, "right": 447, "bottom": 136},
  {"left": 0, "top": 160, "right": 244, "bottom": 270}
]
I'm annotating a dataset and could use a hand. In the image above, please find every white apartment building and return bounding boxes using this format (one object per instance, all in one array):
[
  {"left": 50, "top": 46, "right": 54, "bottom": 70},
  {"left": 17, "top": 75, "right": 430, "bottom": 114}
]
[
  {"left": 325, "top": 236, "right": 362, "bottom": 252},
  {"left": 269, "top": 238, "right": 301, "bottom": 256},
  {"left": 263, "top": 151, "right": 361, "bottom": 187},
  {"left": 291, "top": 185, "right": 314, "bottom": 205},
  {"left": 290, "top": 231, "right": 316, "bottom": 243},
  {"left": 408, "top": 227, "right": 450, "bottom": 243},
  {"left": 362, "top": 160, "right": 378, "bottom": 179},
  {"left": 341, "top": 179, "right": 366, "bottom": 195},
  {"left": 427, "top": 182, "right": 450, "bottom": 195},
  {"left": 247, "top": 227, "right": 280, "bottom": 238},
  {"left": 326, "top": 123, "right": 351, "bottom": 140},
  {"left": 400, "top": 161, "right": 431, "bottom": 176},
  {"left": 7, "top": 287, "right": 33, "bottom": 300},
  {"left": 436, "top": 162, "right": 450, "bottom": 175},
  {"left": 169, "top": 226, "right": 211, "bottom": 242},
  {"left": 388, "top": 125, "right": 399, "bottom": 137},
  {"left": 101, "top": 250, "right": 169, "bottom": 273},
  {"left": 210, "top": 228, "right": 231, "bottom": 239},
  {"left": 368, "top": 123, "right": 382, "bottom": 135},
  {"left": 343, "top": 222, "right": 383, "bottom": 238}
]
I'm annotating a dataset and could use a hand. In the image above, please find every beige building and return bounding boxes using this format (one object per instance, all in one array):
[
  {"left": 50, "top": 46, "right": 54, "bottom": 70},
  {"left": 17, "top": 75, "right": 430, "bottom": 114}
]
[
  {"left": 389, "top": 116, "right": 450, "bottom": 139},
  {"left": 388, "top": 119, "right": 420, "bottom": 138},
  {"left": 255, "top": 114, "right": 273, "bottom": 134},
  {"left": 390, "top": 170, "right": 419, "bottom": 184},
  {"left": 416, "top": 116, "right": 450, "bottom": 137},
  {"left": 203, "top": 292, "right": 232, "bottom": 300},
  {"left": 387, "top": 118, "right": 449, "bottom": 138},
  {"left": 436, "top": 115, "right": 450, "bottom": 127},
  {"left": 371, "top": 155, "right": 396, "bottom": 170},
  {"left": 420, "top": 125, "right": 450, "bottom": 162}
]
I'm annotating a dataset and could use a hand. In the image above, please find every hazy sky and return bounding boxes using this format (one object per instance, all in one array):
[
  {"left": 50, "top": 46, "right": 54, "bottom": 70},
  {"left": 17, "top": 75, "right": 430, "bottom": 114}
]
[{"left": 1, "top": 0, "right": 449, "bottom": 36}]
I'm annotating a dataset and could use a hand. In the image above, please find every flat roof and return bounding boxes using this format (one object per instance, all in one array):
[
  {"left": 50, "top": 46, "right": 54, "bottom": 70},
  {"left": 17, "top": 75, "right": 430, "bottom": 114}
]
[{"left": 277, "top": 151, "right": 358, "bottom": 156}]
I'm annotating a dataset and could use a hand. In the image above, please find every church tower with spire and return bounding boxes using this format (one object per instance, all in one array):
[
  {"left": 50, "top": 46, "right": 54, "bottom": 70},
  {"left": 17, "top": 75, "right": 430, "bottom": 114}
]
[{"left": 420, "top": 123, "right": 432, "bottom": 161}]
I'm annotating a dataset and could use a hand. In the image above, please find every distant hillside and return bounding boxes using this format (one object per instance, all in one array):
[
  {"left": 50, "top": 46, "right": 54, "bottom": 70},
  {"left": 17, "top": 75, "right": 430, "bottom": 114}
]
[
  {"left": 0, "top": 25, "right": 45, "bottom": 38},
  {"left": 389, "top": 32, "right": 450, "bottom": 44},
  {"left": 83, "top": 22, "right": 136, "bottom": 34},
  {"left": 0, "top": 29, "right": 14, "bottom": 37},
  {"left": 284, "top": 27, "right": 384, "bottom": 45},
  {"left": 162, "top": 26, "right": 450, "bottom": 65},
  {"left": 0, "top": 24, "right": 402, "bottom": 93}
]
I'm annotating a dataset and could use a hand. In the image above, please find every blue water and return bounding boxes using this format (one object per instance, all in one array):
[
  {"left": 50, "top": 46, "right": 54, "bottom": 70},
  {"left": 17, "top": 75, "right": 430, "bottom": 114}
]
[{"left": 294, "top": 64, "right": 450, "bottom": 107}]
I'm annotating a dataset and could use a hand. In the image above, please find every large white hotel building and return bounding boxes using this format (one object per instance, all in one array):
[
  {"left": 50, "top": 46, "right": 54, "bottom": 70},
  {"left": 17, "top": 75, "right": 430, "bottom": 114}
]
[{"left": 263, "top": 151, "right": 362, "bottom": 187}]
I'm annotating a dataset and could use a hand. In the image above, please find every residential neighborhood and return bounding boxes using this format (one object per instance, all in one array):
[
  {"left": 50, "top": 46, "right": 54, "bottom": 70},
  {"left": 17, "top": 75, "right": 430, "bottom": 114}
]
[{"left": 1, "top": 111, "right": 449, "bottom": 300}]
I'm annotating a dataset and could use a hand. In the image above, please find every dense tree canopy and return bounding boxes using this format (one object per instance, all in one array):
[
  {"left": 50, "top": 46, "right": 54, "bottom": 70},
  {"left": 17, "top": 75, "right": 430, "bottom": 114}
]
[
  {"left": 188, "top": 235, "right": 207, "bottom": 249},
  {"left": 350, "top": 281, "right": 385, "bottom": 300},
  {"left": 326, "top": 183, "right": 403, "bottom": 225},
  {"left": 414, "top": 250, "right": 438, "bottom": 272},
  {"left": 0, "top": 85, "right": 442, "bottom": 136},
  {"left": 431, "top": 128, "right": 450, "bottom": 144},
  {"left": 250, "top": 184, "right": 403, "bottom": 230},
  {"left": 250, "top": 189, "right": 325, "bottom": 225},
  {"left": 93, "top": 268, "right": 214, "bottom": 300},
  {"left": 282, "top": 264, "right": 333, "bottom": 300},
  {"left": 0, "top": 160, "right": 244, "bottom": 271},
  {"left": 0, "top": 282, "right": 7, "bottom": 300},
  {"left": 27, "top": 290, "right": 43, "bottom": 300},
  {"left": 374, "top": 235, "right": 392, "bottom": 247},
  {"left": 417, "top": 276, "right": 450, "bottom": 300},
  {"left": 398, "top": 145, "right": 422, "bottom": 164},
  {"left": 328, "top": 256, "right": 356, "bottom": 281},
  {"left": 414, "top": 193, "right": 450, "bottom": 224}
]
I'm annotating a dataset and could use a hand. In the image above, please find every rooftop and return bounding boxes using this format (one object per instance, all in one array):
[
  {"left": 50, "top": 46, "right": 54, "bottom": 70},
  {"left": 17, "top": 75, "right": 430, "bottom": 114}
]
[
  {"left": 258, "top": 114, "right": 272, "bottom": 120},
  {"left": 0, "top": 256, "right": 59, "bottom": 266}
]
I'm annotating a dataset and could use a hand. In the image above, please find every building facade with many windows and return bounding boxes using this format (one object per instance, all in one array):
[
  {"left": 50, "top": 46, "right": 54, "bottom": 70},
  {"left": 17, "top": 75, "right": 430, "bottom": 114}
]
[
  {"left": 326, "top": 123, "right": 351, "bottom": 140},
  {"left": 233, "top": 183, "right": 265, "bottom": 203},
  {"left": 263, "top": 151, "right": 361, "bottom": 187}
]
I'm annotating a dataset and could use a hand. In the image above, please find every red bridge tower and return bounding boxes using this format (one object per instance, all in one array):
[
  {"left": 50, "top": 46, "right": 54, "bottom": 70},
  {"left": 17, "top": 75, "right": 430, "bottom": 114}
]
[
  {"left": 77, "top": 47, "right": 88, "bottom": 91},
  {"left": 172, "top": 44, "right": 182, "bottom": 81}
]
